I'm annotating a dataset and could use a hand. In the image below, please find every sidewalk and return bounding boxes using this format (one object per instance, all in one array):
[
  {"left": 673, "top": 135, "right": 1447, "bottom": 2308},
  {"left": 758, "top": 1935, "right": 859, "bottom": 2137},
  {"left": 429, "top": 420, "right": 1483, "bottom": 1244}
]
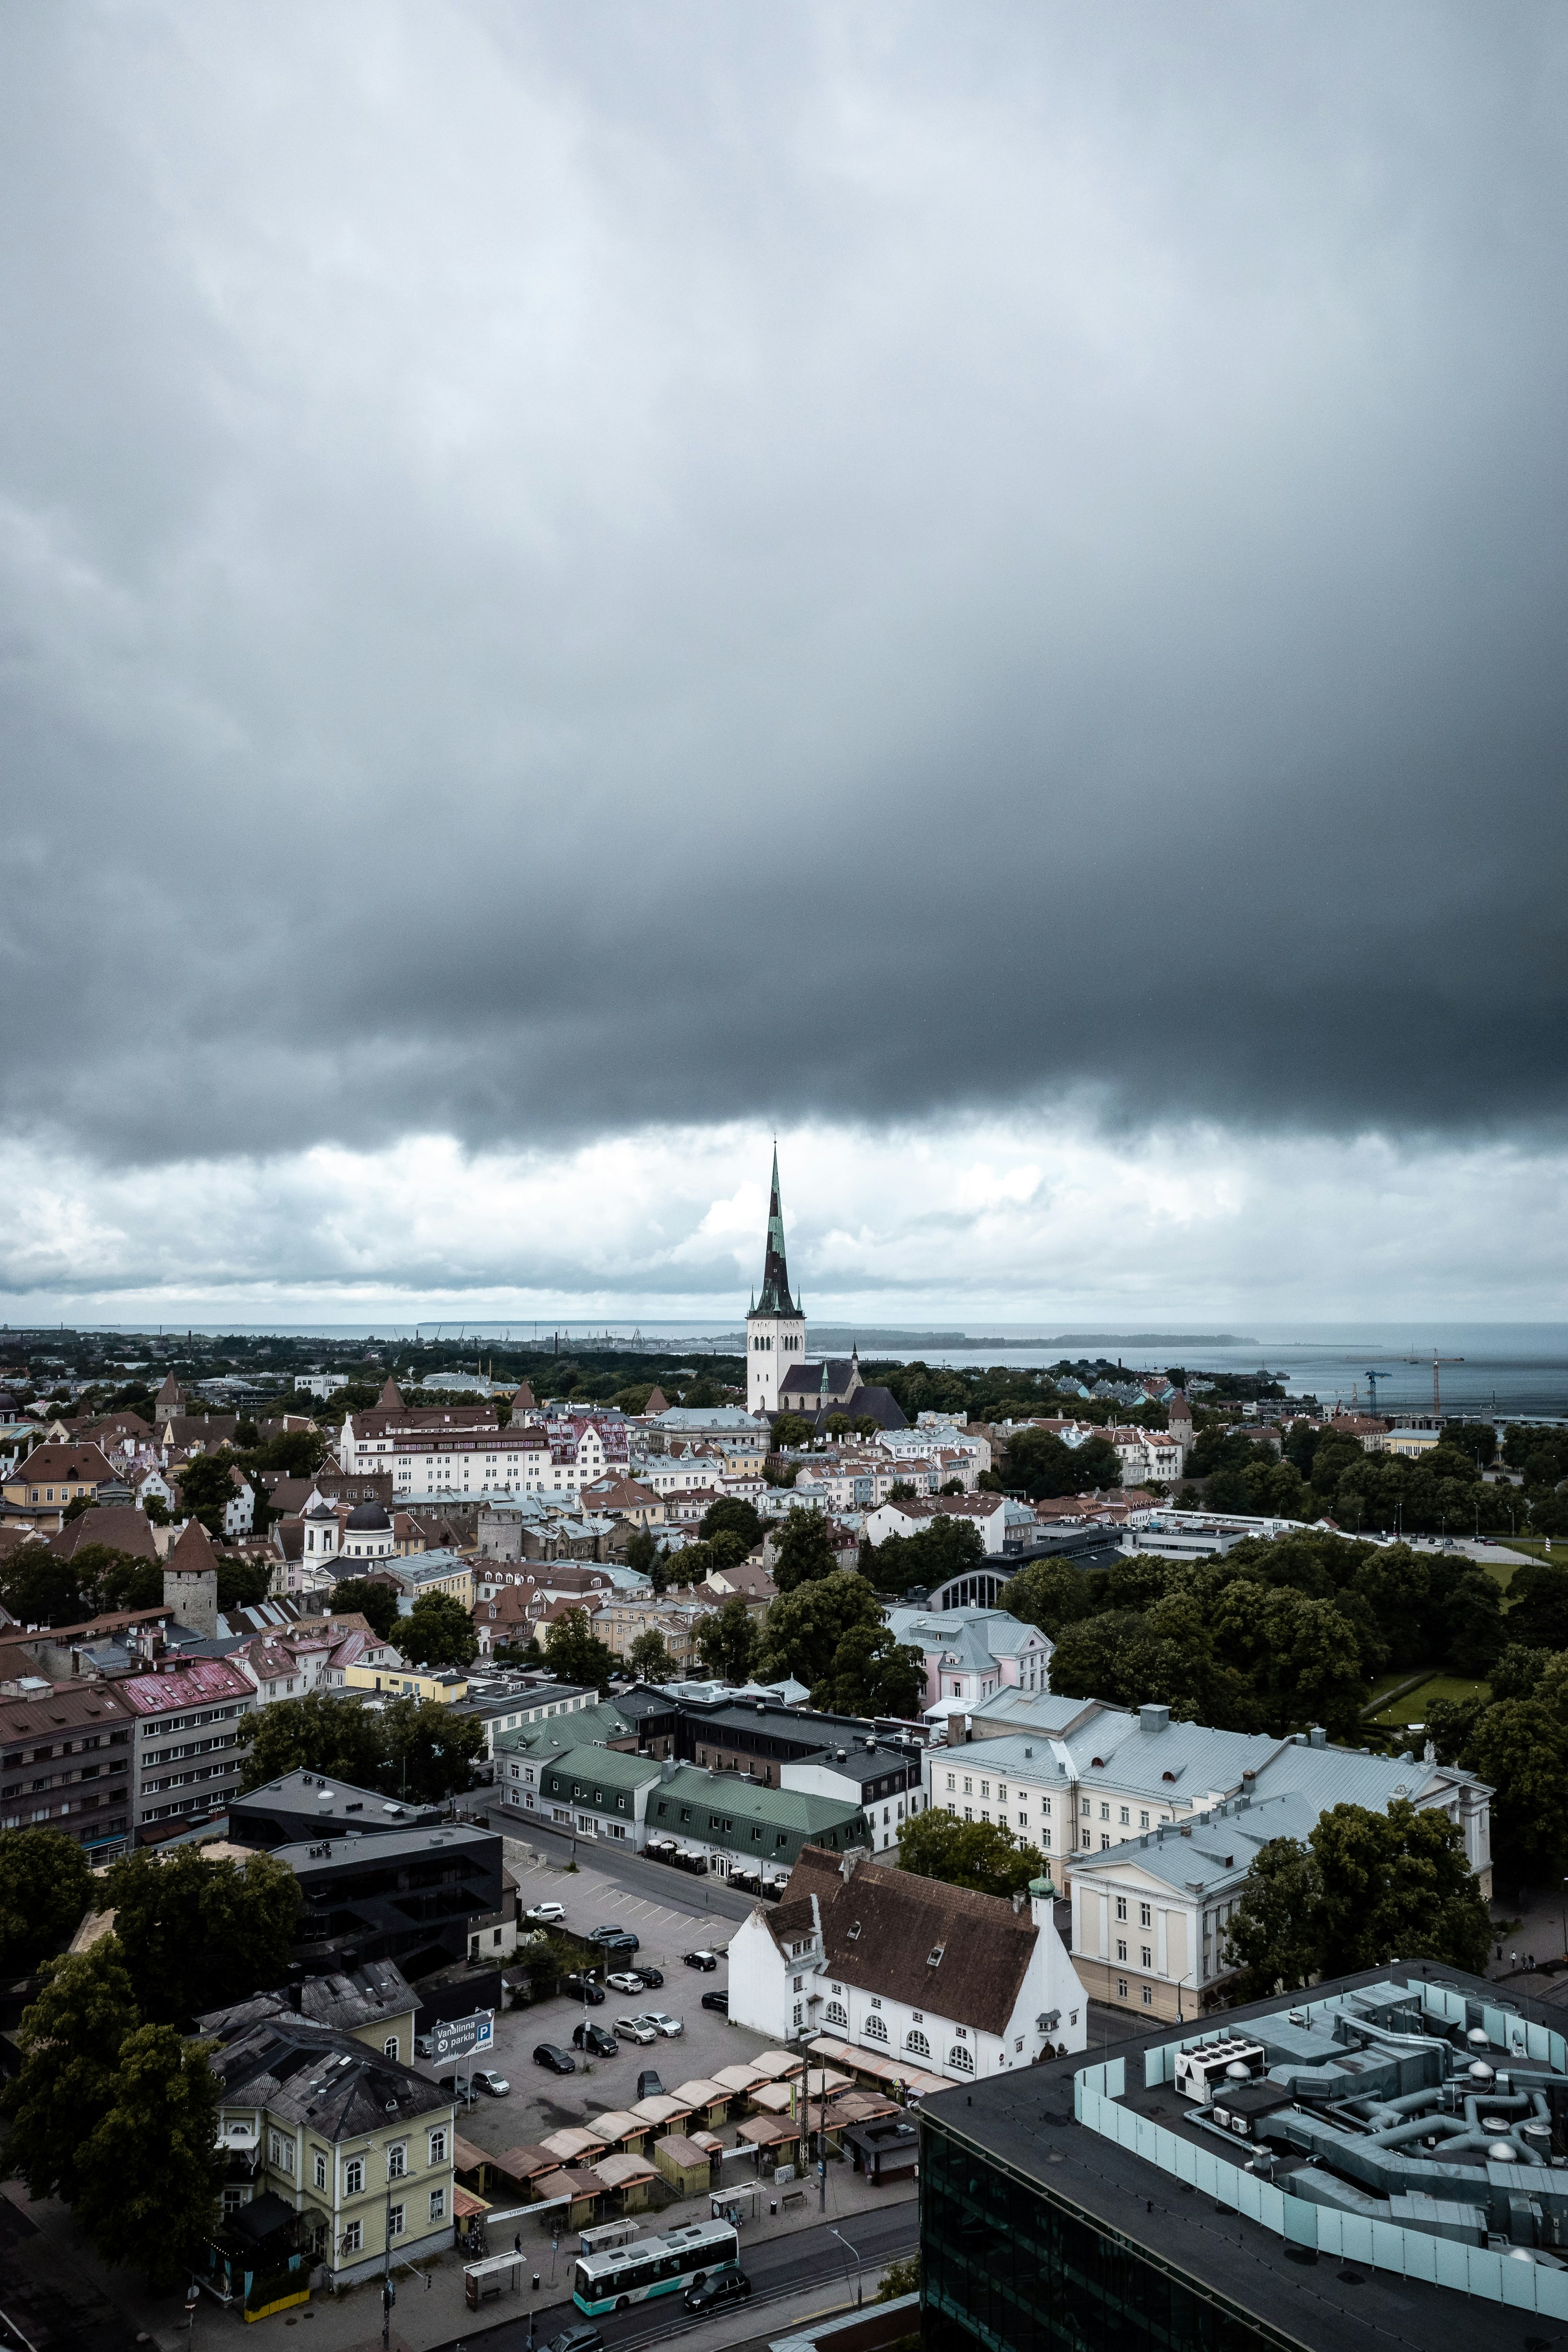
[{"left": 1, "top": 2162, "right": 915, "bottom": 2352}]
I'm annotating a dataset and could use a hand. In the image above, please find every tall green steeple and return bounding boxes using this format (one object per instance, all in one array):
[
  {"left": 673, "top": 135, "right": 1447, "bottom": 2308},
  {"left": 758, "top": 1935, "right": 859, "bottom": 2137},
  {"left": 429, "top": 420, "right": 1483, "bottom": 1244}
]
[{"left": 755, "top": 1145, "right": 797, "bottom": 1316}]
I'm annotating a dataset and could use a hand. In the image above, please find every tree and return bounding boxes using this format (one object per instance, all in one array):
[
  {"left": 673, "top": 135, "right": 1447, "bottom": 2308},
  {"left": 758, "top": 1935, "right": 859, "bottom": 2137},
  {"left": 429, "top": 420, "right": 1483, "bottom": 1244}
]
[
  {"left": 1004, "top": 1427, "right": 1083, "bottom": 1500},
  {"left": 240, "top": 1690, "right": 390, "bottom": 1791},
  {"left": 695, "top": 1596, "right": 758, "bottom": 1684},
  {"left": 3, "top": 1940, "right": 141, "bottom": 2209},
  {"left": 623, "top": 1527, "right": 659, "bottom": 1581},
  {"left": 249, "top": 1427, "right": 329, "bottom": 1475},
  {"left": 1225, "top": 1800, "right": 1490, "bottom": 1990},
  {"left": 1501, "top": 1563, "right": 1568, "bottom": 1653},
  {"left": 1461, "top": 1698, "right": 1568, "bottom": 1886},
  {"left": 328, "top": 1575, "right": 402, "bottom": 1641},
  {"left": 216, "top": 1553, "right": 272, "bottom": 1613},
  {"left": 541, "top": 1606, "right": 619, "bottom": 1696},
  {"left": 866, "top": 1515, "right": 984, "bottom": 1598},
  {"left": 103, "top": 1847, "right": 302, "bottom": 2026},
  {"left": 896, "top": 1809, "right": 1045, "bottom": 1901},
  {"left": 74, "top": 2023, "right": 224, "bottom": 2290},
  {"left": 1004, "top": 1559, "right": 1097, "bottom": 1640},
  {"left": 1224, "top": 1837, "right": 1323, "bottom": 2001},
  {"left": 0, "top": 1828, "right": 94, "bottom": 1979},
  {"left": 0, "top": 1546, "right": 93, "bottom": 1629},
  {"left": 770, "top": 1414, "right": 813, "bottom": 1449},
  {"left": 175, "top": 1450, "right": 243, "bottom": 1537},
  {"left": 382, "top": 1696, "right": 486, "bottom": 1803},
  {"left": 813, "top": 1626, "right": 926, "bottom": 1719},
  {"left": 698, "top": 1496, "right": 763, "bottom": 1552},
  {"left": 629, "top": 1629, "right": 678, "bottom": 1682},
  {"left": 402, "top": 1589, "right": 479, "bottom": 1669},
  {"left": 753, "top": 1572, "right": 882, "bottom": 1688},
  {"left": 772, "top": 1508, "right": 839, "bottom": 1592}
]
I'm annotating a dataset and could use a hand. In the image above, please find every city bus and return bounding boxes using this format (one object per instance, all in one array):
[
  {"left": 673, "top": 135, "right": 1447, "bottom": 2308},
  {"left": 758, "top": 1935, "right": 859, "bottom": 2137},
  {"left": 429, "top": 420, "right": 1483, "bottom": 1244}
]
[{"left": 572, "top": 2220, "right": 741, "bottom": 2314}]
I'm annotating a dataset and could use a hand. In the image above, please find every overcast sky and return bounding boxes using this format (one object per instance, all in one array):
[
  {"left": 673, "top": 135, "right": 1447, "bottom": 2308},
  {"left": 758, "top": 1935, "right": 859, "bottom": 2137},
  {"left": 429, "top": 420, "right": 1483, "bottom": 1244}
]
[{"left": 3, "top": 3, "right": 1565, "bottom": 1329}]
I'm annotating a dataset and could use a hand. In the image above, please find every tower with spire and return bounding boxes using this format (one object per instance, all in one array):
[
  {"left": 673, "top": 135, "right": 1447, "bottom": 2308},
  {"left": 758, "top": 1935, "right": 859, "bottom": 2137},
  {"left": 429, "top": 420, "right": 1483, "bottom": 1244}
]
[{"left": 746, "top": 1148, "right": 806, "bottom": 1415}]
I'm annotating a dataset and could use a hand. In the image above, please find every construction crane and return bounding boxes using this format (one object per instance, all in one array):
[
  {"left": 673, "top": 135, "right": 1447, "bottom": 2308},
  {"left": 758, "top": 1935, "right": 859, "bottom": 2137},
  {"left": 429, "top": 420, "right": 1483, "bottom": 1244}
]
[
  {"left": 1363, "top": 1370, "right": 1390, "bottom": 1413},
  {"left": 1403, "top": 1352, "right": 1463, "bottom": 1415}
]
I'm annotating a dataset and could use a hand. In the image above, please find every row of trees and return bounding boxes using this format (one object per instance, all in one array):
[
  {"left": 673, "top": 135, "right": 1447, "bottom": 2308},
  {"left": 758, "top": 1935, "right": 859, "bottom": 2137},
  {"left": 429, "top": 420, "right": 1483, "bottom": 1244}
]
[
  {"left": 1, "top": 1831, "right": 306, "bottom": 2289},
  {"left": 238, "top": 1688, "right": 487, "bottom": 1801},
  {"left": 1000, "top": 1529, "right": 1507, "bottom": 1739}
]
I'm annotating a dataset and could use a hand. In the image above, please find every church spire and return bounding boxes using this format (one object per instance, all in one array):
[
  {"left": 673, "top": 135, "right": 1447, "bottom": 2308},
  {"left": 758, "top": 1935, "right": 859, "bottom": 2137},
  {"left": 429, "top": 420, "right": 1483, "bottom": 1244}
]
[{"left": 754, "top": 1144, "right": 797, "bottom": 1316}]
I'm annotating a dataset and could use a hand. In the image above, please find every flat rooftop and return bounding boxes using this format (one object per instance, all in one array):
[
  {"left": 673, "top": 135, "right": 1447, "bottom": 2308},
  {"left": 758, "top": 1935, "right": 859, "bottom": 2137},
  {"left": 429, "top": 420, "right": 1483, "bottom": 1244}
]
[{"left": 922, "top": 1962, "right": 1568, "bottom": 2350}]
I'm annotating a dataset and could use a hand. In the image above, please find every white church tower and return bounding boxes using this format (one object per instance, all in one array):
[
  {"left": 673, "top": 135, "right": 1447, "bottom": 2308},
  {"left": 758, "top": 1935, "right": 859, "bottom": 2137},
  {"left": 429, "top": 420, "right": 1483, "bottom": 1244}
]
[{"left": 746, "top": 1148, "right": 806, "bottom": 1415}]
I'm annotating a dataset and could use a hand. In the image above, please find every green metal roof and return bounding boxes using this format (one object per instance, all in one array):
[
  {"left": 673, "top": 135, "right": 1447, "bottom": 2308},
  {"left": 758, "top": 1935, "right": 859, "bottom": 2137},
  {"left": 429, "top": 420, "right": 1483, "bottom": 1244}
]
[
  {"left": 652, "top": 1765, "right": 862, "bottom": 1832},
  {"left": 541, "top": 1743, "right": 664, "bottom": 1794}
]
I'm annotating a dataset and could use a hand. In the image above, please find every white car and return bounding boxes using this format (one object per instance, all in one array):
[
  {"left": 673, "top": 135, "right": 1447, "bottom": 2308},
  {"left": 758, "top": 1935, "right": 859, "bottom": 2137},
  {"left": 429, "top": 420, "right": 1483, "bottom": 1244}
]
[
  {"left": 526, "top": 1901, "right": 567, "bottom": 1923},
  {"left": 637, "top": 2011, "right": 684, "bottom": 2038},
  {"left": 614, "top": 2014, "right": 659, "bottom": 2044},
  {"left": 606, "top": 1971, "right": 645, "bottom": 1994}
]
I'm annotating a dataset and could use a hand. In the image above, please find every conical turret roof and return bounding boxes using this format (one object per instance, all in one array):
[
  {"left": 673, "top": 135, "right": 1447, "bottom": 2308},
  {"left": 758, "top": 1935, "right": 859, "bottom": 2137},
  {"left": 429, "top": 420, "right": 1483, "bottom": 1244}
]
[{"left": 377, "top": 1377, "right": 406, "bottom": 1409}]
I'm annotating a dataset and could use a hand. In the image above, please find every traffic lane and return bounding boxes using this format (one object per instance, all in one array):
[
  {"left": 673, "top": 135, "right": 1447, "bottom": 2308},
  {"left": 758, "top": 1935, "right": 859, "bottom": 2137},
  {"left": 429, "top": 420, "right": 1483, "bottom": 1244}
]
[
  {"left": 470, "top": 2201, "right": 919, "bottom": 2352},
  {"left": 493, "top": 1811, "right": 755, "bottom": 1924}
]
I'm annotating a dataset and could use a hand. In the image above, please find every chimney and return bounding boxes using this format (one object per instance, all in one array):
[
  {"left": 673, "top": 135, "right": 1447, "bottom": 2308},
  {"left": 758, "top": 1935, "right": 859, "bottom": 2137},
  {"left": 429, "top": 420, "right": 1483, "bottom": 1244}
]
[
  {"left": 946, "top": 1711, "right": 969, "bottom": 1748},
  {"left": 660, "top": 1755, "right": 677, "bottom": 1782},
  {"left": 1308, "top": 1725, "right": 1327, "bottom": 1748},
  {"left": 1138, "top": 1703, "right": 1170, "bottom": 1735}
]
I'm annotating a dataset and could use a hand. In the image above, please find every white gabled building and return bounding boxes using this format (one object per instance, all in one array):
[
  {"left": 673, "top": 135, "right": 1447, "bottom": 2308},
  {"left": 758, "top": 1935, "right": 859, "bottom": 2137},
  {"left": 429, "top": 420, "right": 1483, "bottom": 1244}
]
[{"left": 727, "top": 1844, "right": 1088, "bottom": 2078}]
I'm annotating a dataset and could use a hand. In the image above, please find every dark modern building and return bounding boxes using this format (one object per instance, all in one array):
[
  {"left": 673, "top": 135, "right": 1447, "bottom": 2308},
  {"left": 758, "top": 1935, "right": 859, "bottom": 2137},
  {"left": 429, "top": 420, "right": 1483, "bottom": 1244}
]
[
  {"left": 228, "top": 1768, "right": 443, "bottom": 1849},
  {"left": 920, "top": 1962, "right": 1568, "bottom": 2352},
  {"left": 674, "top": 1694, "right": 923, "bottom": 1803},
  {"left": 274, "top": 1822, "right": 504, "bottom": 1979}
]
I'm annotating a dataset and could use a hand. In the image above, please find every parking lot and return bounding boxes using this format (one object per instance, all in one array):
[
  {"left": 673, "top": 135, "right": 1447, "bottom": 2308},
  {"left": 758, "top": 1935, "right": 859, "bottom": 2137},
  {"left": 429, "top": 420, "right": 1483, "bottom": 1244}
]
[{"left": 424, "top": 1882, "right": 765, "bottom": 2156}]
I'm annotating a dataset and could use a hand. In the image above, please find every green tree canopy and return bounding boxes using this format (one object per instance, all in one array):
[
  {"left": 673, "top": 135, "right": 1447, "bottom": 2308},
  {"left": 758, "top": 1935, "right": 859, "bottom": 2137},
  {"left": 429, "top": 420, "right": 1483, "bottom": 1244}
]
[
  {"left": 695, "top": 1595, "right": 758, "bottom": 1684},
  {"left": 103, "top": 1847, "right": 302, "bottom": 2027},
  {"left": 629, "top": 1628, "right": 678, "bottom": 1682},
  {"left": 772, "top": 1507, "right": 839, "bottom": 1592},
  {"left": 896, "top": 1809, "right": 1045, "bottom": 1900},
  {"left": 0, "top": 1828, "right": 95, "bottom": 1979},
  {"left": 864, "top": 1514, "right": 985, "bottom": 1598},
  {"left": 240, "top": 1689, "right": 390, "bottom": 1791},
  {"left": 382, "top": 1696, "right": 487, "bottom": 1804},
  {"left": 538, "top": 1605, "right": 619, "bottom": 1695},
  {"left": 401, "top": 1588, "right": 479, "bottom": 1669},
  {"left": 812, "top": 1625, "right": 926, "bottom": 1718},
  {"left": 176, "top": 1449, "right": 245, "bottom": 1536},
  {"left": 770, "top": 1413, "right": 813, "bottom": 1450},
  {"left": 698, "top": 1495, "right": 764, "bottom": 1552},
  {"left": 1224, "top": 1799, "right": 1490, "bottom": 1995},
  {"left": 753, "top": 1571, "right": 881, "bottom": 1688},
  {"left": 1003, "top": 1558, "right": 1099, "bottom": 1640},
  {"left": 3, "top": 1939, "right": 141, "bottom": 2209},
  {"left": 328, "top": 1575, "right": 402, "bottom": 1641},
  {"left": 623, "top": 1527, "right": 659, "bottom": 1581},
  {"left": 75, "top": 2022, "right": 224, "bottom": 2290}
]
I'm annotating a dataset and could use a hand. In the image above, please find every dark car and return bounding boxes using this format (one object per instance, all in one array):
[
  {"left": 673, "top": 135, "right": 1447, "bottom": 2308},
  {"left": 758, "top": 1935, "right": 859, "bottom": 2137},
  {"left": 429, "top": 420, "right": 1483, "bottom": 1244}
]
[
  {"left": 683, "top": 1949, "right": 719, "bottom": 1971},
  {"left": 636, "top": 2068, "right": 664, "bottom": 2101},
  {"left": 547, "top": 2328, "right": 603, "bottom": 2352},
  {"left": 684, "top": 2270, "right": 751, "bottom": 2314},
  {"left": 562, "top": 1973, "right": 606, "bottom": 2004},
  {"left": 588, "top": 1925, "right": 640, "bottom": 1953},
  {"left": 701, "top": 1989, "right": 729, "bottom": 2015},
  {"left": 572, "top": 2021, "right": 620, "bottom": 2057},
  {"left": 632, "top": 1965, "right": 664, "bottom": 1990},
  {"left": 533, "top": 2043, "right": 577, "bottom": 2076}
]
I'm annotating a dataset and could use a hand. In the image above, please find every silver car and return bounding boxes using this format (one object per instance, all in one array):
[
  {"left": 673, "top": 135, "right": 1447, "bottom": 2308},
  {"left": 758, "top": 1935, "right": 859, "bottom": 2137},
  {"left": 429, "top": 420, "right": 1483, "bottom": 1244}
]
[
  {"left": 637, "top": 2011, "right": 684, "bottom": 2038},
  {"left": 614, "top": 2014, "right": 659, "bottom": 2044}
]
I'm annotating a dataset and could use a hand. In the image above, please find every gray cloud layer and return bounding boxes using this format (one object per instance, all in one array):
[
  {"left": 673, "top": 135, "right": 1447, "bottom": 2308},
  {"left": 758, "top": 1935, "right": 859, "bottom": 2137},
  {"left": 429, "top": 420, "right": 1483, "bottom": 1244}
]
[{"left": 2, "top": 1, "right": 1566, "bottom": 1169}]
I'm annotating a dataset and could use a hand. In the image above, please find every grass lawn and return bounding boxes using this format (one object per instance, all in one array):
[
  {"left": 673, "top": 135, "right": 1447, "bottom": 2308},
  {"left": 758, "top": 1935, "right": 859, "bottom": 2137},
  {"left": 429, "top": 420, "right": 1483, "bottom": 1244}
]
[
  {"left": 1496, "top": 1538, "right": 1562, "bottom": 1564},
  {"left": 1370, "top": 1672, "right": 1490, "bottom": 1728}
]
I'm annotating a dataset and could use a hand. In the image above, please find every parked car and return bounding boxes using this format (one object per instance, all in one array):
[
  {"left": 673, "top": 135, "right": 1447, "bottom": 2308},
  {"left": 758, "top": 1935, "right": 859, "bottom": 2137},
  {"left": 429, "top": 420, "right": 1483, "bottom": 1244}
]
[
  {"left": 701, "top": 1989, "right": 729, "bottom": 2015},
  {"left": 684, "top": 2270, "right": 751, "bottom": 2314},
  {"left": 614, "top": 2015, "right": 659, "bottom": 2044},
  {"left": 562, "top": 1974, "right": 606, "bottom": 2004},
  {"left": 572, "top": 2022, "right": 619, "bottom": 2058},
  {"left": 606, "top": 1971, "right": 645, "bottom": 1995},
  {"left": 416, "top": 2032, "right": 435, "bottom": 2057},
  {"left": 683, "top": 1949, "right": 719, "bottom": 1971},
  {"left": 526, "top": 1900, "right": 567, "bottom": 1923},
  {"left": 589, "top": 1925, "right": 640, "bottom": 1953},
  {"left": 636, "top": 2069, "right": 665, "bottom": 2101},
  {"left": 470, "top": 2069, "right": 510, "bottom": 2097},
  {"left": 534, "top": 2044, "right": 577, "bottom": 2076},
  {"left": 547, "top": 2328, "right": 603, "bottom": 2352},
  {"left": 632, "top": 1966, "right": 664, "bottom": 1990},
  {"left": 637, "top": 2010, "right": 683, "bottom": 2038}
]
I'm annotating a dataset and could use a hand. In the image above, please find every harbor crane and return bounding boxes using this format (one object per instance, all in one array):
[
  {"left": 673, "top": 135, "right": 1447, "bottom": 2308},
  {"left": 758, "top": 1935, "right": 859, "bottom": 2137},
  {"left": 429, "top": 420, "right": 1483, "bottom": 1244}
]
[{"left": 1403, "top": 1352, "right": 1463, "bottom": 1416}]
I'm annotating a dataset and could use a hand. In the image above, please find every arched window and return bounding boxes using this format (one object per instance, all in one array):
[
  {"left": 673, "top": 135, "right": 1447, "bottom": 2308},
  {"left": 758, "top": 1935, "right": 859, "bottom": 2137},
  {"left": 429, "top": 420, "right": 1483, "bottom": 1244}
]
[
  {"left": 947, "top": 2043, "right": 974, "bottom": 2074},
  {"left": 863, "top": 2013, "right": 889, "bottom": 2043},
  {"left": 824, "top": 2002, "right": 848, "bottom": 2030},
  {"left": 905, "top": 2029, "right": 930, "bottom": 2058}
]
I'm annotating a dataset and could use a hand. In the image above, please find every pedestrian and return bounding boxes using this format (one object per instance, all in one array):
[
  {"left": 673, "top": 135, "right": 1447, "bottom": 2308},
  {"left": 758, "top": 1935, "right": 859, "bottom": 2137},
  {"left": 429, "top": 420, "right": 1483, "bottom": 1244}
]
[{"left": 515, "top": 2234, "right": 523, "bottom": 2255}]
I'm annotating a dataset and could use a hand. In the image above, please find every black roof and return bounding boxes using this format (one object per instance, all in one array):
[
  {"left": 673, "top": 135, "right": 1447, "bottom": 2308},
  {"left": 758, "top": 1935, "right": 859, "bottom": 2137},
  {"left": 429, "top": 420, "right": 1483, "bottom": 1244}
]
[{"left": 920, "top": 1961, "right": 1547, "bottom": 2352}]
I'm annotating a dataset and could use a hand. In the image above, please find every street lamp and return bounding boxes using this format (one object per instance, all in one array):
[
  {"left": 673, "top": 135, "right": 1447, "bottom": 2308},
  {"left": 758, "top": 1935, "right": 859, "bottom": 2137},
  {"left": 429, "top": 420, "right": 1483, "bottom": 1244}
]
[{"left": 828, "top": 2228, "right": 863, "bottom": 2309}]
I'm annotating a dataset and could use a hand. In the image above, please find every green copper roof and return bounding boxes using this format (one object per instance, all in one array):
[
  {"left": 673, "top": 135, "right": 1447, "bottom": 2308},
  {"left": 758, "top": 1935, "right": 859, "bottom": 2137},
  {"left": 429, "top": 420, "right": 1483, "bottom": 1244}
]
[{"left": 752, "top": 1145, "right": 797, "bottom": 1317}]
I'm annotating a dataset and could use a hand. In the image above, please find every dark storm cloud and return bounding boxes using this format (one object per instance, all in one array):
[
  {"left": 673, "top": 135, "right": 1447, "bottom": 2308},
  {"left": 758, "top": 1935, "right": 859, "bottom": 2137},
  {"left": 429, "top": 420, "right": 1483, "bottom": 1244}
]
[{"left": 2, "top": 0, "right": 1566, "bottom": 1168}]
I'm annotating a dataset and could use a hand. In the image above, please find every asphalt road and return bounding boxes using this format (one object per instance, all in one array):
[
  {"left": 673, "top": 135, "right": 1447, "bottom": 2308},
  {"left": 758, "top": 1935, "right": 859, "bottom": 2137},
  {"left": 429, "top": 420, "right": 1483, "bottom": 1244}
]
[
  {"left": 485, "top": 1802, "right": 757, "bottom": 1926},
  {"left": 448, "top": 2201, "right": 919, "bottom": 2352}
]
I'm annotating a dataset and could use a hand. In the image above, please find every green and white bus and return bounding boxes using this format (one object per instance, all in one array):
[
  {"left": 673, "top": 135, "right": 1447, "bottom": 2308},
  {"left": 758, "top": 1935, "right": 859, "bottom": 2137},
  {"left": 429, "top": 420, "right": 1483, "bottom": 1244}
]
[{"left": 572, "top": 2220, "right": 741, "bottom": 2315}]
